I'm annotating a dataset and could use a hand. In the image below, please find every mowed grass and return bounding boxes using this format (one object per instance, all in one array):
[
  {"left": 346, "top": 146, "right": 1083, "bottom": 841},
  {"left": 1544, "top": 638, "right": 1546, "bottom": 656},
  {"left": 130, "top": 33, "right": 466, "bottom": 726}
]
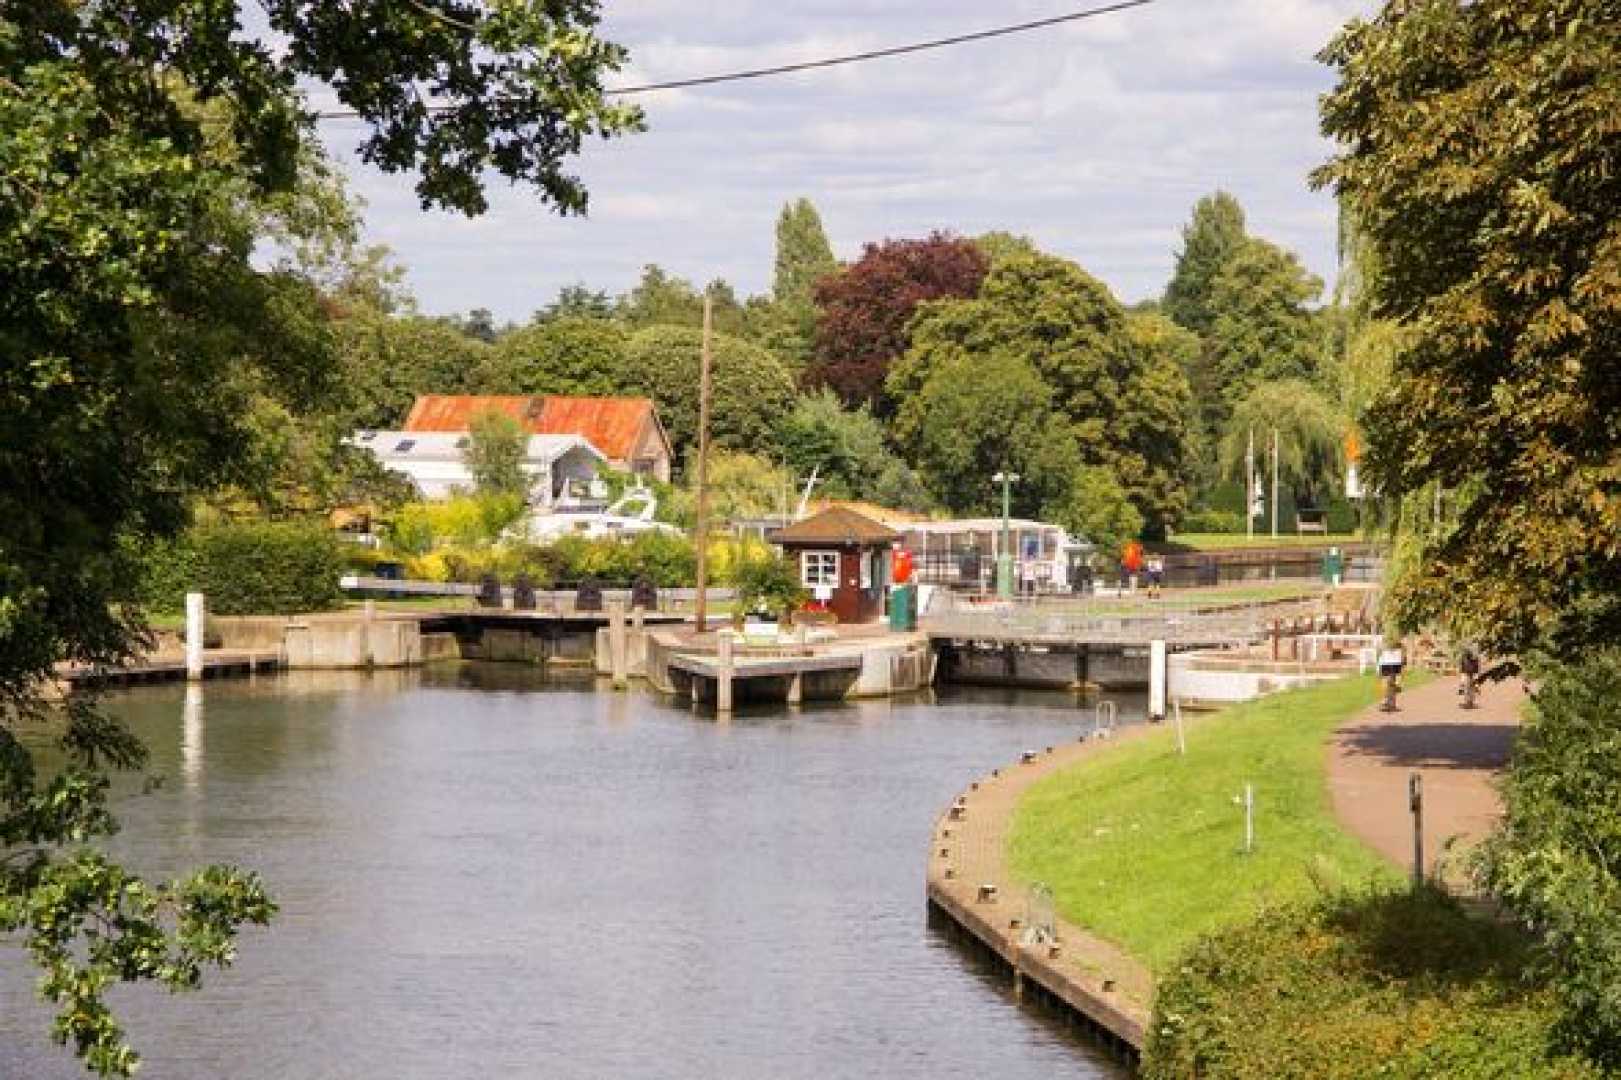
[{"left": 1008, "top": 674, "right": 1403, "bottom": 973}]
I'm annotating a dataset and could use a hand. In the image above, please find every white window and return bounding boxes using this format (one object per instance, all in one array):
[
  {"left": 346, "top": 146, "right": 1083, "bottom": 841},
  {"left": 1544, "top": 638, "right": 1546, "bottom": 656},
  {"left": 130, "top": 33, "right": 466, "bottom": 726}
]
[{"left": 801, "top": 551, "right": 839, "bottom": 587}]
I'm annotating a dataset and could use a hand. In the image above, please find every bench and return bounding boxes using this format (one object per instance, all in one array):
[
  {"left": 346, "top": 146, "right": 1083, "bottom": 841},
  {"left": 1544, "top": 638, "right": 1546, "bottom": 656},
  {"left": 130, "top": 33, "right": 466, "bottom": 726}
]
[{"left": 1296, "top": 509, "right": 1328, "bottom": 536}]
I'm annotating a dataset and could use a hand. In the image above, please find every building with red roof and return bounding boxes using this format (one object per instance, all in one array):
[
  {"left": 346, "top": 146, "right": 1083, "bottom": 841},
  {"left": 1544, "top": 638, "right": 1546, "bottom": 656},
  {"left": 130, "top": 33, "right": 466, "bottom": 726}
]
[{"left": 402, "top": 395, "right": 673, "bottom": 482}]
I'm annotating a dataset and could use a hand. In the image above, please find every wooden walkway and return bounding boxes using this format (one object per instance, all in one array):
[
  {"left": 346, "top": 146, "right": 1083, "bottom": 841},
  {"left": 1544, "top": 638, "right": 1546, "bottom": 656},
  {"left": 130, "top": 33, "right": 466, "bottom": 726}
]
[{"left": 58, "top": 650, "right": 284, "bottom": 688}]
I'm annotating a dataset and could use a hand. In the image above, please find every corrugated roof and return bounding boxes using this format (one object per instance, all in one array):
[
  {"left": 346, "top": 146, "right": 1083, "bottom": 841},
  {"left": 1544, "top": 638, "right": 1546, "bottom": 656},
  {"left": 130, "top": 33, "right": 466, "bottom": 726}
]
[
  {"left": 401, "top": 395, "right": 659, "bottom": 462},
  {"left": 772, "top": 507, "right": 900, "bottom": 546}
]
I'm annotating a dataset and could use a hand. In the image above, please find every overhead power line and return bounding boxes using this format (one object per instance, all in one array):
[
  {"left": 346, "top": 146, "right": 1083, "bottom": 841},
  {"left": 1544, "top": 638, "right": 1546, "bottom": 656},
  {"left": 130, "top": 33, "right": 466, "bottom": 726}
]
[{"left": 311, "top": 0, "right": 1154, "bottom": 119}]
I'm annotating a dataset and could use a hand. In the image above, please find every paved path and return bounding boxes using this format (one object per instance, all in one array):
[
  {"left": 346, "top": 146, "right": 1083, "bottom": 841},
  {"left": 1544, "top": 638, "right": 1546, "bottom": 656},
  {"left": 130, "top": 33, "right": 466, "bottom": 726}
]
[{"left": 1327, "top": 675, "right": 1523, "bottom": 885}]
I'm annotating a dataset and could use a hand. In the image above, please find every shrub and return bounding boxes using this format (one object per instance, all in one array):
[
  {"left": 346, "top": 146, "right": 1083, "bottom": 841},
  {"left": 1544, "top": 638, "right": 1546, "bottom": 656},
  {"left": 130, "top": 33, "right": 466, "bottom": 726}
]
[
  {"left": 1478, "top": 653, "right": 1621, "bottom": 1067},
  {"left": 139, "top": 520, "right": 345, "bottom": 615},
  {"left": 732, "top": 549, "right": 805, "bottom": 619},
  {"left": 1145, "top": 887, "right": 1598, "bottom": 1079},
  {"left": 1179, "top": 508, "right": 1245, "bottom": 534},
  {"left": 382, "top": 494, "right": 525, "bottom": 556}
]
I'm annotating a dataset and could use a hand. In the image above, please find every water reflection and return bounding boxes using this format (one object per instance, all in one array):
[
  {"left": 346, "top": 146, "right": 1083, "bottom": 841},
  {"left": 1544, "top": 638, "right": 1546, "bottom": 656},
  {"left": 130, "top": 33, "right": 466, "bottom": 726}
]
[{"left": 0, "top": 665, "right": 1130, "bottom": 1080}]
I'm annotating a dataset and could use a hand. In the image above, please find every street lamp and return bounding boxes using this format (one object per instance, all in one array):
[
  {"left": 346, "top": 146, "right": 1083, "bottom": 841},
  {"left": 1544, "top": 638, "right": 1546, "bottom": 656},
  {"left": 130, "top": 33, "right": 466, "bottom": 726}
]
[{"left": 992, "top": 471, "right": 1020, "bottom": 599}]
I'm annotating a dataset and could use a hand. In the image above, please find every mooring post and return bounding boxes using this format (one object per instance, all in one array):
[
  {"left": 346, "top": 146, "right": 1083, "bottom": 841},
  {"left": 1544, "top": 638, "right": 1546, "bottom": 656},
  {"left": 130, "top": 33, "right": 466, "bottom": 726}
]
[
  {"left": 716, "top": 631, "right": 734, "bottom": 714},
  {"left": 787, "top": 672, "right": 803, "bottom": 706},
  {"left": 1149, "top": 639, "right": 1167, "bottom": 722},
  {"left": 1271, "top": 619, "right": 1281, "bottom": 661},
  {"left": 608, "top": 599, "right": 628, "bottom": 690},
  {"left": 185, "top": 592, "right": 206, "bottom": 681},
  {"left": 1174, "top": 697, "right": 1186, "bottom": 755},
  {"left": 1244, "top": 783, "right": 1255, "bottom": 853},
  {"left": 1409, "top": 772, "right": 1425, "bottom": 886}
]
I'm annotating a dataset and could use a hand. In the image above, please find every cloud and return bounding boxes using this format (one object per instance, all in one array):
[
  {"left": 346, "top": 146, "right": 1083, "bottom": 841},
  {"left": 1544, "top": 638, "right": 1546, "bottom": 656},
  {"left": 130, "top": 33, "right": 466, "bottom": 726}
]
[{"left": 314, "top": 0, "right": 1377, "bottom": 321}]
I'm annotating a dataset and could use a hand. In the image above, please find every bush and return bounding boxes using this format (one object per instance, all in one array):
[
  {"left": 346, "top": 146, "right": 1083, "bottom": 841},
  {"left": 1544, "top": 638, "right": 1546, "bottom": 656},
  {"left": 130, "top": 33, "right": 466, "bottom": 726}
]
[
  {"left": 732, "top": 549, "right": 805, "bottom": 619},
  {"left": 1179, "top": 508, "right": 1245, "bottom": 534},
  {"left": 1145, "top": 887, "right": 1598, "bottom": 1079},
  {"left": 139, "top": 520, "right": 345, "bottom": 616},
  {"left": 1478, "top": 653, "right": 1621, "bottom": 1067}
]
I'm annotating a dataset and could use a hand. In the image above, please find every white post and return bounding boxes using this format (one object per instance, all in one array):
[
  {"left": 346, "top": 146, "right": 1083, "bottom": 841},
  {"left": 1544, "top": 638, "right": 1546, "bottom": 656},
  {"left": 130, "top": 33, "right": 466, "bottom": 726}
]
[
  {"left": 716, "top": 631, "right": 734, "bottom": 714},
  {"left": 1246, "top": 428, "right": 1255, "bottom": 542},
  {"left": 181, "top": 682, "right": 204, "bottom": 787},
  {"left": 1174, "top": 697, "right": 1186, "bottom": 755},
  {"left": 185, "top": 592, "right": 206, "bottom": 681},
  {"left": 608, "top": 599, "right": 628, "bottom": 690},
  {"left": 1244, "top": 783, "right": 1255, "bottom": 853},
  {"left": 1149, "top": 638, "right": 1167, "bottom": 722},
  {"left": 1270, "top": 428, "right": 1280, "bottom": 540}
]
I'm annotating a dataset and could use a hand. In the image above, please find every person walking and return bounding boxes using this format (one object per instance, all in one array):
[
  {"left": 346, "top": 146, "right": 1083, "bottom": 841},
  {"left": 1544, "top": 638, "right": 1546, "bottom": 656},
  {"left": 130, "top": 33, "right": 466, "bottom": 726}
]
[
  {"left": 1458, "top": 646, "right": 1481, "bottom": 708},
  {"left": 1146, "top": 554, "right": 1165, "bottom": 600}
]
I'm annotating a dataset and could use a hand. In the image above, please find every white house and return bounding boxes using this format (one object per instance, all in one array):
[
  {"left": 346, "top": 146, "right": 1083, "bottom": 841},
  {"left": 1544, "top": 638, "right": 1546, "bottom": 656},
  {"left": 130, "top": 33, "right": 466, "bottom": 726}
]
[{"left": 352, "top": 430, "right": 604, "bottom": 505}]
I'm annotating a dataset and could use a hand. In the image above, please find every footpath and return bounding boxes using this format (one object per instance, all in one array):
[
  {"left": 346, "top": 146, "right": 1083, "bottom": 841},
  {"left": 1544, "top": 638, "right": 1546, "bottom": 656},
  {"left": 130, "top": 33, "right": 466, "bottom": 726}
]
[{"left": 1327, "top": 675, "right": 1524, "bottom": 885}]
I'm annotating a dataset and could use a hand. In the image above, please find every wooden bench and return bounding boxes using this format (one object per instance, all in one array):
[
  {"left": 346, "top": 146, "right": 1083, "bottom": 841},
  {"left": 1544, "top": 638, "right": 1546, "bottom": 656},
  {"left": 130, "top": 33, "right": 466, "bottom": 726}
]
[{"left": 1296, "top": 510, "right": 1328, "bottom": 536}]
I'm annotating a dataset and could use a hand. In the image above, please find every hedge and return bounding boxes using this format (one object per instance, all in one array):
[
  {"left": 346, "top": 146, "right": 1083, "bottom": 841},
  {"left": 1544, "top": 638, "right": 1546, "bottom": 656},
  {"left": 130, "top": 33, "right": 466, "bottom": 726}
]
[
  {"left": 1145, "top": 887, "right": 1600, "bottom": 1079},
  {"left": 139, "top": 521, "right": 345, "bottom": 616}
]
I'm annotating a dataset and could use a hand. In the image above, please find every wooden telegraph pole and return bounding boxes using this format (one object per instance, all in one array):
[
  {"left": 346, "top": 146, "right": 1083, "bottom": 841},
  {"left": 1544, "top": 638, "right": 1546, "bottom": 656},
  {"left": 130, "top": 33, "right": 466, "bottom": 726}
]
[{"left": 692, "top": 293, "right": 715, "bottom": 633}]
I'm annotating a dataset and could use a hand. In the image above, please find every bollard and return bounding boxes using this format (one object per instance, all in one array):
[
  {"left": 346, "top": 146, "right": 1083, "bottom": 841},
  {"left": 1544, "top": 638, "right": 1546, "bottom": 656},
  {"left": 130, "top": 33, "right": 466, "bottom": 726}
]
[
  {"left": 608, "top": 599, "right": 628, "bottom": 690},
  {"left": 1021, "top": 750, "right": 1038, "bottom": 765},
  {"left": 977, "top": 884, "right": 998, "bottom": 904},
  {"left": 716, "top": 631, "right": 734, "bottom": 714},
  {"left": 1149, "top": 639, "right": 1168, "bottom": 721},
  {"left": 185, "top": 592, "right": 206, "bottom": 681},
  {"left": 944, "top": 868, "right": 956, "bottom": 880},
  {"left": 939, "top": 847, "right": 950, "bottom": 858}
]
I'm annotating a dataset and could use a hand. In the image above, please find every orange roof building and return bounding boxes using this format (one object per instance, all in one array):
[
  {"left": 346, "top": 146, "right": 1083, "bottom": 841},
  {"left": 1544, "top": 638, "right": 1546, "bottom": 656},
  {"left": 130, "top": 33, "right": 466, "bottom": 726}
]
[{"left": 402, "top": 395, "right": 673, "bottom": 482}]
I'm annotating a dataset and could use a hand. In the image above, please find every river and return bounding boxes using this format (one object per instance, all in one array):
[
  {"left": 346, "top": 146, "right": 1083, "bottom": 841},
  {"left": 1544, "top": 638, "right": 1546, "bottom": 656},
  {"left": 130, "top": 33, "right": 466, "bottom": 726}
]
[{"left": 0, "top": 666, "right": 1138, "bottom": 1079}]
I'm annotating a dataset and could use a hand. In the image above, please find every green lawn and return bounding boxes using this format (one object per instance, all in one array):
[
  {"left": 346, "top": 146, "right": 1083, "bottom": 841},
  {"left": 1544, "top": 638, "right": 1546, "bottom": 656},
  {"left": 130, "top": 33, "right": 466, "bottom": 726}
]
[
  {"left": 1159, "top": 533, "right": 1364, "bottom": 551},
  {"left": 1008, "top": 675, "right": 1404, "bottom": 972}
]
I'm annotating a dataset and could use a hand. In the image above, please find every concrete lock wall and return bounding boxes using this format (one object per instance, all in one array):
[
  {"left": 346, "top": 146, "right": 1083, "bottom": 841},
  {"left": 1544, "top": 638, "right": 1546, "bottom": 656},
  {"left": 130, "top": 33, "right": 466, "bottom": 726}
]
[
  {"left": 283, "top": 619, "right": 423, "bottom": 669},
  {"left": 1168, "top": 651, "right": 1345, "bottom": 705}
]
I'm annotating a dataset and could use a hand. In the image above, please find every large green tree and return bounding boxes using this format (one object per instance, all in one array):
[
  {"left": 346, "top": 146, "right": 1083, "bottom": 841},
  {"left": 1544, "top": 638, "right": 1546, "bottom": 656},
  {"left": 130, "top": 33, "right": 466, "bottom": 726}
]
[
  {"left": 618, "top": 326, "right": 797, "bottom": 463},
  {"left": 1162, "top": 191, "right": 1248, "bottom": 335},
  {"left": 480, "top": 315, "right": 629, "bottom": 396},
  {"left": 1316, "top": 0, "right": 1621, "bottom": 658},
  {"left": 775, "top": 389, "right": 931, "bottom": 510},
  {"left": 1205, "top": 237, "right": 1327, "bottom": 412},
  {"left": 0, "top": 2, "right": 637, "bottom": 1072},
  {"left": 772, "top": 198, "right": 838, "bottom": 311},
  {"left": 889, "top": 254, "right": 1194, "bottom": 529}
]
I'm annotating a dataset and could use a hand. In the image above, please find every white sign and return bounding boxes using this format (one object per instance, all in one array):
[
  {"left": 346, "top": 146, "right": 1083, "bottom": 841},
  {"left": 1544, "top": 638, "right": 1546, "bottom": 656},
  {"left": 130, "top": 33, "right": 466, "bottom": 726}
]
[{"left": 813, "top": 584, "right": 833, "bottom": 602}]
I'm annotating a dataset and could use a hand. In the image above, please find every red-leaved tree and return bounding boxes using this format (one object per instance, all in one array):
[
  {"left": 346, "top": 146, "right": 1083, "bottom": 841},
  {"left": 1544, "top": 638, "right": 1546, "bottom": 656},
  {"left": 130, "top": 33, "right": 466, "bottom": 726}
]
[{"left": 808, "top": 233, "right": 988, "bottom": 415}]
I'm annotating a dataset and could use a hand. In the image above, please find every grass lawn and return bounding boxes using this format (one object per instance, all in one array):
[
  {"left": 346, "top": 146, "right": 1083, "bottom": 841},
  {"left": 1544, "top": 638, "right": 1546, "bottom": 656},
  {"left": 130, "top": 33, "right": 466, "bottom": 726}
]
[
  {"left": 1008, "top": 674, "right": 1407, "bottom": 973},
  {"left": 1159, "top": 533, "right": 1365, "bottom": 551}
]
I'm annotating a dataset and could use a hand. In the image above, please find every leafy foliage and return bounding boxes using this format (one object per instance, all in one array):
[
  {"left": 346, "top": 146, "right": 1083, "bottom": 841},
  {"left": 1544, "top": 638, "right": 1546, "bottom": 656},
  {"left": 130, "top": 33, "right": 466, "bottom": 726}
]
[
  {"left": 1478, "top": 654, "right": 1621, "bottom": 1066},
  {"left": 0, "top": 2, "right": 639, "bottom": 1068},
  {"left": 135, "top": 521, "right": 345, "bottom": 617},
  {"left": 481, "top": 316, "right": 630, "bottom": 395},
  {"left": 731, "top": 549, "right": 806, "bottom": 620},
  {"left": 809, "top": 233, "right": 988, "bottom": 414},
  {"left": 1218, "top": 380, "right": 1346, "bottom": 504},
  {"left": 776, "top": 390, "right": 931, "bottom": 510},
  {"left": 1147, "top": 888, "right": 1597, "bottom": 1079},
  {"left": 1044, "top": 466, "right": 1144, "bottom": 556},
  {"left": 464, "top": 408, "right": 530, "bottom": 498},
  {"left": 1315, "top": 0, "right": 1621, "bottom": 657},
  {"left": 619, "top": 326, "right": 797, "bottom": 461},
  {"left": 1205, "top": 237, "right": 1327, "bottom": 414},
  {"left": 1162, "top": 191, "right": 1248, "bottom": 336}
]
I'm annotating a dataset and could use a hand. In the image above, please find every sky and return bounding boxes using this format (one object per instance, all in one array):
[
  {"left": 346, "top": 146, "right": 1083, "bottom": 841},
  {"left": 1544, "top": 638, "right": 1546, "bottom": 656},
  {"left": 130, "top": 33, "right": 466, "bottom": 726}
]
[{"left": 309, "top": 0, "right": 1377, "bottom": 323}]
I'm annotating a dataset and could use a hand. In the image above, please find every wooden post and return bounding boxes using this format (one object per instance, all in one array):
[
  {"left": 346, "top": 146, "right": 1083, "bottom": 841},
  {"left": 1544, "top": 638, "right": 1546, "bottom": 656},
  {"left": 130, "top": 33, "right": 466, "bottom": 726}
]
[
  {"left": 1174, "top": 697, "right": 1186, "bottom": 755},
  {"left": 1149, "top": 639, "right": 1167, "bottom": 722},
  {"left": 608, "top": 599, "right": 628, "bottom": 690},
  {"left": 787, "top": 672, "right": 803, "bottom": 706},
  {"left": 185, "top": 592, "right": 206, "bottom": 681},
  {"left": 716, "top": 630, "right": 734, "bottom": 714},
  {"left": 1271, "top": 619, "right": 1281, "bottom": 661},
  {"left": 692, "top": 293, "right": 715, "bottom": 634},
  {"left": 1409, "top": 772, "right": 1425, "bottom": 886}
]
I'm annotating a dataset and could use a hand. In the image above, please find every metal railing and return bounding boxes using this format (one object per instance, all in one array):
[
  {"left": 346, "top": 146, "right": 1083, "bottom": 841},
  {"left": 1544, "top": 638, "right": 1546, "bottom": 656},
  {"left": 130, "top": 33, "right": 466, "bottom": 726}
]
[{"left": 920, "top": 591, "right": 1325, "bottom": 646}]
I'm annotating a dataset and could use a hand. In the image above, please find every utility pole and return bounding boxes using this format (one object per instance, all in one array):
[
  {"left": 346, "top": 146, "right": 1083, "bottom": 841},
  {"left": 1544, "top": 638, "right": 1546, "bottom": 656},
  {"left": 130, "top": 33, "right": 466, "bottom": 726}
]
[
  {"left": 1246, "top": 428, "right": 1255, "bottom": 542},
  {"left": 993, "top": 471, "right": 1019, "bottom": 599},
  {"left": 693, "top": 294, "right": 714, "bottom": 633},
  {"left": 1271, "top": 428, "right": 1280, "bottom": 540}
]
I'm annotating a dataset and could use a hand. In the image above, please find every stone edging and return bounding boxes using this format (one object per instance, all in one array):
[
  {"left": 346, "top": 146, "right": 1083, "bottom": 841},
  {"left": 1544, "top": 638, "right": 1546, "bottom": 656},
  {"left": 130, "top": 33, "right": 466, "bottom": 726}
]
[{"left": 925, "top": 729, "right": 1159, "bottom": 1056}]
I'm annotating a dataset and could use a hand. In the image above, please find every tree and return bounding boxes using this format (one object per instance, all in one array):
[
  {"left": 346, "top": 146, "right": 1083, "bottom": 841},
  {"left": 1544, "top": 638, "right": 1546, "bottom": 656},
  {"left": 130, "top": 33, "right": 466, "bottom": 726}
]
[
  {"left": 619, "top": 326, "right": 797, "bottom": 462},
  {"left": 1315, "top": 0, "right": 1621, "bottom": 657},
  {"left": 334, "top": 311, "right": 494, "bottom": 429},
  {"left": 974, "top": 230, "right": 1042, "bottom": 267},
  {"left": 1045, "top": 466, "right": 1145, "bottom": 556},
  {"left": 1218, "top": 380, "right": 1346, "bottom": 508},
  {"left": 1205, "top": 237, "right": 1327, "bottom": 416},
  {"left": 681, "top": 451, "right": 795, "bottom": 524},
  {"left": 481, "top": 316, "right": 629, "bottom": 396},
  {"left": 889, "top": 253, "right": 1194, "bottom": 528},
  {"left": 890, "top": 348, "right": 1082, "bottom": 516},
  {"left": 1162, "top": 191, "right": 1248, "bottom": 335},
  {"left": 614, "top": 265, "right": 747, "bottom": 335},
  {"left": 1123, "top": 314, "right": 1203, "bottom": 534},
  {"left": 535, "top": 283, "right": 613, "bottom": 322},
  {"left": 772, "top": 198, "right": 838, "bottom": 310},
  {"left": 1, "top": 2, "right": 638, "bottom": 1071},
  {"left": 464, "top": 409, "right": 530, "bottom": 499},
  {"left": 1478, "top": 654, "right": 1621, "bottom": 1066},
  {"left": 809, "top": 233, "right": 989, "bottom": 414},
  {"left": 775, "top": 389, "right": 930, "bottom": 509}
]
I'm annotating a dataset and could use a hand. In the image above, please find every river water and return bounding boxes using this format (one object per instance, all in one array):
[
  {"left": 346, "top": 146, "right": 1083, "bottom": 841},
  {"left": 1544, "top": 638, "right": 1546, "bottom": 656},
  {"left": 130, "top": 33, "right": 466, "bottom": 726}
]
[{"left": 0, "top": 666, "right": 1137, "bottom": 1079}]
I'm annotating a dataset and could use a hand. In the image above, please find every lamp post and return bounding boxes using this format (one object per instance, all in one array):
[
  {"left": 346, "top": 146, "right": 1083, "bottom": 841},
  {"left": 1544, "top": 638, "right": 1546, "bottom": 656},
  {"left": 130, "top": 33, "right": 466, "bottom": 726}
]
[{"left": 992, "top": 471, "right": 1020, "bottom": 600}]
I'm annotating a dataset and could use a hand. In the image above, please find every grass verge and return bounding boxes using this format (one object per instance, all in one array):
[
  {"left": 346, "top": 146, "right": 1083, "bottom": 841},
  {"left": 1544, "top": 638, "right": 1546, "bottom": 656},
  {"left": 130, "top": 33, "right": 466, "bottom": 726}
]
[
  {"left": 1158, "top": 533, "right": 1364, "bottom": 551},
  {"left": 1008, "top": 674, "right": 1402, "bottom": 972}
]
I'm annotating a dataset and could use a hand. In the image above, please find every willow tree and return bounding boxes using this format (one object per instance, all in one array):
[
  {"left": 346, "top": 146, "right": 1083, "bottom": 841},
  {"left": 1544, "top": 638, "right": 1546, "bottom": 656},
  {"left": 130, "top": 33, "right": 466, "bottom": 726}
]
[
  {"left": 1, "top": 3, "right": 638, "bottom": 1072},
  {"left": 1219, "top": 380, "right": 1346, "bottom": 505},
  {"left": 1316, "top": 0, "right": 1621, "bottom": 658}
]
